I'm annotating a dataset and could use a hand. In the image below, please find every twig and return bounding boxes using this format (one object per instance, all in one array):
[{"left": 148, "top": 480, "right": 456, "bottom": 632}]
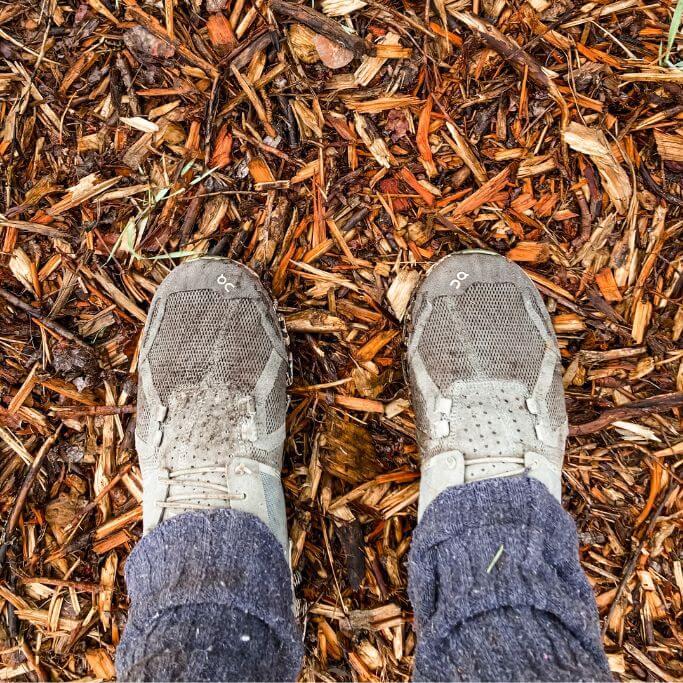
[
  {"left": 639, "top": 164, "right": 683, "bottom": 207},
  {"left": 569, "top": 392, "right": 683, "bottom": 436},
  {"left": 452, "top": 11, "right": 569, "bottom": 128},
  {"left": 52, "top": 405, "right": 137, "bottom": 418},
  {"left": 0, "top": 287, "right": 93, "bottom": 352},
  {"left": 270, "top": 0, "right": 373, "bottom": 58},
  {"left": 0, "top": 427, "right": 62, "bottom": 568},
  {"left": 602, "top": 479, "right": 673, "bottom": 636}
]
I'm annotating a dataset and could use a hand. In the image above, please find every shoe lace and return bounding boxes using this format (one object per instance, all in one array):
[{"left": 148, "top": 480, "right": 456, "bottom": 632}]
[{"left": 156, "top": 465, "right": 247, "bottom": 511}]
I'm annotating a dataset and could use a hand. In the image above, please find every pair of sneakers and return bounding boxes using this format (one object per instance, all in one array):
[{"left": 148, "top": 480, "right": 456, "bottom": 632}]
[{"left": 135, "top": 251, "right": 567, "bottom": 549}]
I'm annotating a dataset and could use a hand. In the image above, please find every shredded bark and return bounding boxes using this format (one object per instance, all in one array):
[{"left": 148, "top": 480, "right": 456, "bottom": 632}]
[{"left": 0, "top": 0, "right": 681, "bottom": 679}]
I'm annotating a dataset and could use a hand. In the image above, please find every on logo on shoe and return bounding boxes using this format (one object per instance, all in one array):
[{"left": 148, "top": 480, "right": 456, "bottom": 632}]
[
  {"left": 449, "top": 271, "right": 470, "bottom": 289},
  {"left": 217, "top": 274, "right": 235, "bottom": 292}
]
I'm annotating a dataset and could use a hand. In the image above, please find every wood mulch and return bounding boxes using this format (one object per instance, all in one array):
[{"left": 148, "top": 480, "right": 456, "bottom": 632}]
[{"left": 1, "top": 0, "right": 682, "bottom": 679}]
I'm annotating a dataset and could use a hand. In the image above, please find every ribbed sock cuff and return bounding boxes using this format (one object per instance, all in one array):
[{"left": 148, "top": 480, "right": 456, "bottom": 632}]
[
  {"left": 121, "top": 509, "right": 301, "bottom": 658},
  {"left": 408, "top": 477, "right": 605, "bottom": 659}
]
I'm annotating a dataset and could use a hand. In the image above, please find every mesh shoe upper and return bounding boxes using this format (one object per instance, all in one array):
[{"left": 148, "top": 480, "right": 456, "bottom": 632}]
[
  {"left": 406, "top": 251, "right": 567, "bottom": 516},
  {"left": 136, "top": 258, "right": 290, "bottom": 548}
]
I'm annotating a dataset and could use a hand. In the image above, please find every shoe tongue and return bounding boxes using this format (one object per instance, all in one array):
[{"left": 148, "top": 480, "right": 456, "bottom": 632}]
[
  {"left": 159, "top": 389, "right": 257, "bottom": 470},
  {"left": 437, "top": 381, "right": 537, "bottom": 461},
  {"left": 463, "top": 456, "right": 526, "bottom": 484}
]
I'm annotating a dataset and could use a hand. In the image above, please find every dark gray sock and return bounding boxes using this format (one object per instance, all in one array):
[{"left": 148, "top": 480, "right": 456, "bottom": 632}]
[
  {"left": 116, "top": 509, "right": 303, "bottom": 682},
  {"left": 408, "top": 476, "right": 612, "bottom": 681},
  {"left": 117, "top": 478, "right": 611, "bottom": 682}
]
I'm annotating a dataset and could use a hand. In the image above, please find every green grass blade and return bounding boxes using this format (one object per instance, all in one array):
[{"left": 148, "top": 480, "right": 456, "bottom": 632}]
[{"left": 664, "top": 0, "right": 683, "bottom": 65}]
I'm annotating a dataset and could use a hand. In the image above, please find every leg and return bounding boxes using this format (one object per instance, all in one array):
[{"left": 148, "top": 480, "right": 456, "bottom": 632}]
[
  {"left": 116, "top": 258, "right": 303, "bottom": 681},
  {"left": 408, "top": 478, "right": 610, "bottom": 681},
  {"left": 117, "top": 509, "right": 301, "bottom": 681},
  {"left": 405, "top": 251, "right": 611, "bottom": 681}
]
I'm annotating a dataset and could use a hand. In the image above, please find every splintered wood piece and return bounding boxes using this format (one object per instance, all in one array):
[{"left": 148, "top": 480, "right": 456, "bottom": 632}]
[
  {"left": 230, "top": 65, "right": 276, "bottom": 137},
  {"left": 355, "top": 329, "right": 398, "bottom": 362},
  {"left": 2, "top": 0, "right": 681, "bottom": 676},
  {"left": 654, "top": 130, "right": 683, "bottom": 162},
  {"left": 386, "top": 269, "right": 420, "bottom": 321},
  {"left": 417, "top": 98, "right": 436, "bottom": 178},
  {"left": 285, "top": 310, "right": 348, "bottom": 333},
  {"left": 354, "top": 114, "right": 395, "bottom": 167},
  {"left": 553, "top": 313, "right": 586, "bottom": 333},
  {"left": 86, "top": 649, "right": 117, "bottom": 679},
  {"left": 288, "top": 24, "right": 320, "bottom": 63},
  {"left": 563, "top": 122, "right": 632, "bottom": 215},
  {"left": 207, "top": 12, "right": 237, "bottom": 53},
  {"left": 397, "top": 167, "right": 437, "bottom": 206},
  {"left": 344, "top": 96, "right": 421, "bottom": 113},
  {"left": 355, "top": 32, "right": 401, "bottom": 86},
  {"left": 321, "top": 0, "right": 367, "bottom": 15},
  {"left": 445, "top": 163, "right": 516, "bottom": 220},
  {"left": 631, "top": 298, "right": 652, "bottom": 344},
  {"left": 507, "top": 241, "right": 550, "bottom": 263},
  {"left": 47, "top": 174, "right": 121, "bottom": 216},
  {"left": 445, "top": 121, "right": 488, "bottom": 185},
  {"left": 595, "top": 267, "right": 622, "bottom": 302}
]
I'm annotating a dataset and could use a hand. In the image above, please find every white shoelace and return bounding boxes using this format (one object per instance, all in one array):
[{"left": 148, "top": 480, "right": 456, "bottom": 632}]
[{"left": 156, "top": 465, "right": 246, "bottom": 510}]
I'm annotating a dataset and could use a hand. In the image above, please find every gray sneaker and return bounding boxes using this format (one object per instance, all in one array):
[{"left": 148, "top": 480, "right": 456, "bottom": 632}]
[
  {"left": 406, "top": 251, "right": 567, "bottom": 518},
  {"left": 135, "top": 258, "right": 290, "bottom": 552}
]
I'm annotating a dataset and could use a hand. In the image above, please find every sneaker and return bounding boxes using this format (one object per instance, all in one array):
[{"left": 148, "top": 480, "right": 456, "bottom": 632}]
[
  {"left": 135, "top": 258, "right": 291, "bottom": 551},
  {"left": 406, "top": 250, "right": 567, "bottom": 518}
]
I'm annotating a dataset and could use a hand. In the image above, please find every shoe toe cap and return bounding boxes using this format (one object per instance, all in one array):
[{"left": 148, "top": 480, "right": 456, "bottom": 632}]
[
  {"left": 417, "top": 250, "right": 535, "bottom": 300},
  {"left": 153, "top": 258, "right": 266, "bottom": 301}
]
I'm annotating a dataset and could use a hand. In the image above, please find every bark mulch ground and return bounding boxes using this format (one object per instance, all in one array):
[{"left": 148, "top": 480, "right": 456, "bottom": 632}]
[{"left": 1, "top": 0, "right": 682, "bottom": 679}]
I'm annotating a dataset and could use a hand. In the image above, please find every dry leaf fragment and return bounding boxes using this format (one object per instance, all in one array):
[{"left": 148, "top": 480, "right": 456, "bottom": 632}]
[
  {"left": 210, "top": 124, "right": 233, "bottom": 168},
  {"left": 563, "top": 122, "right": 632, "bottom": 215},
  {"left": 123, "top": 26, "right": 175, "bottom": 62},
  {"left": 206, "top": 0, "right": 228, "bottom": 10},
  {"left": 313, "top": 34, "right": 354, "bottom": 69}
]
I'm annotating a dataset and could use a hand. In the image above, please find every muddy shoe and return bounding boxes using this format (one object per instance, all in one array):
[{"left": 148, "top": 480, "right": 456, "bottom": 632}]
[
  {"left": 135, "top": 258, "right": 290, "bottom": 551},
  {"left": 406, "top": 250, "right": 567, "bottom": 518}
]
